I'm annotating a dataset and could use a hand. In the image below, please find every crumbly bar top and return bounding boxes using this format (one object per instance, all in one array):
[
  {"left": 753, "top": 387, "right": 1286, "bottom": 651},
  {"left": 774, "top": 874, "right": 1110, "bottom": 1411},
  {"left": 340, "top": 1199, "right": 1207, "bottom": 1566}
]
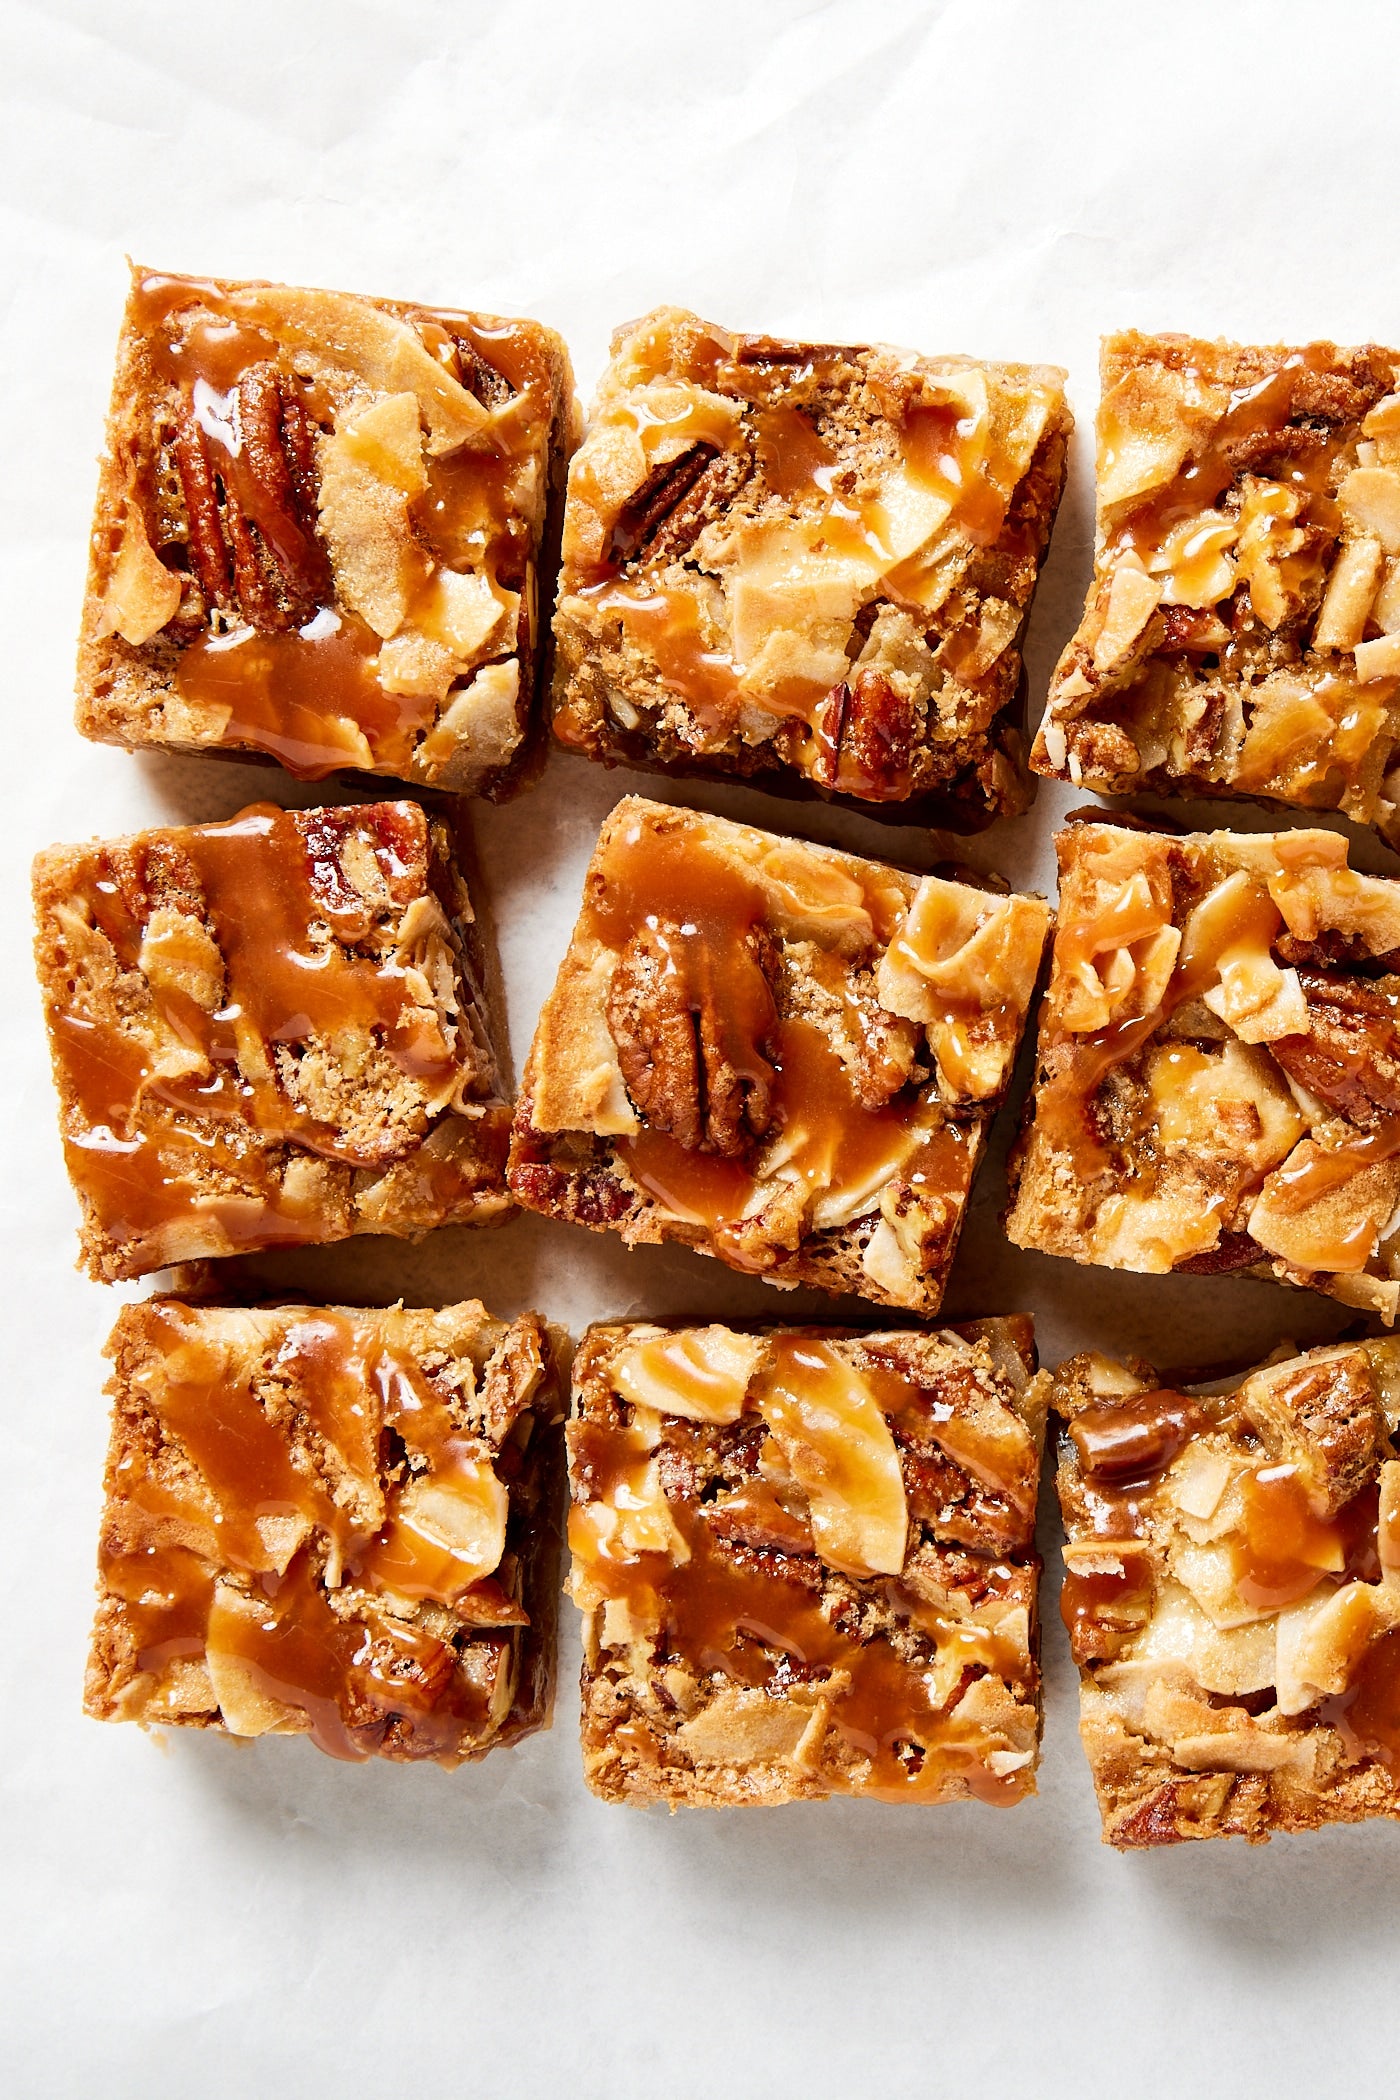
[
  {"left": 1033, "top": 332, "right": 1400, "bottom": 841},
  {"left": 569, "top": 1317, "right": 1044, "bottom": 1805},
  {"left": 88, "top": 1299, "right": 566, "bottom": 1764},
  {"left": 1006, "top": 819, "right": 1400, "bottom": 1322},
  {"left": 34, "top": 799, "right": 511, "bottom": 1281},
  {"left": 79, "top": 268, "right": 574, "bottom": 793},
  {"left": 551, "top": 306, "right": 1070, "bottom": 820},
  {"left": 509, "top": 797, "right": 1051, "bottom": 1312},
  {"left": 1048, "top": 1338, "right": 1400, "bottom": 1845}
]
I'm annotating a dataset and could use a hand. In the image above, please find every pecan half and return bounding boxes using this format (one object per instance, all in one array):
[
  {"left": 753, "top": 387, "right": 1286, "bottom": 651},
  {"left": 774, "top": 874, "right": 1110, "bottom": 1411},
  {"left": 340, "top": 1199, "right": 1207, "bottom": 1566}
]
[
  {"left": 608, "top": 442, "right": 720, "bottom": 566},
  {"left": 645, "top": 448, "right": 750, "bottom": 564},
  {"left": 1269, "top": 970, "right": 1400, "bottom": 1125},
  {"left": 171, "top": 362, "right": 328, "bottom": 628},
  {"left": 606, "top": 920, "right": 778, "bottom": 1156},
  {"left": 811, "top": 668, "right": 918, "bottom": 800}
]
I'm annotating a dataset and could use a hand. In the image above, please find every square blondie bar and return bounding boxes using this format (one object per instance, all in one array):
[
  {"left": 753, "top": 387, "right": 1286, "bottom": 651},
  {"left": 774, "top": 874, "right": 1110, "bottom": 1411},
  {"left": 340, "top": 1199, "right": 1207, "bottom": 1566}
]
[
  {"left": 1032, "top": 331, "right": 1400, "bottom": 842},
  {"left": 508, "top": 797, "right": 1051, "bottom": 1313},
  {"left": 1048, "top": 1336, "right": 1400, "bottom": 1845},
  {"left": 551, "top": 307, "right": 1070, "bottom": 825},
  {"left": 87, "top": 1298, "right": 567, "bottom": 1763},
  {"left": 34, "top": 798, "right": 513, "bottom": 1281},
  {"left": 1006, "top": 818, "right": 1400, "bottom": 1321},
  {"left": 76, "top": 267, "right": 576, "bottom": 794},
  {"left": 569, "top": 1317, "right": 1044, "bottom": 1805}
]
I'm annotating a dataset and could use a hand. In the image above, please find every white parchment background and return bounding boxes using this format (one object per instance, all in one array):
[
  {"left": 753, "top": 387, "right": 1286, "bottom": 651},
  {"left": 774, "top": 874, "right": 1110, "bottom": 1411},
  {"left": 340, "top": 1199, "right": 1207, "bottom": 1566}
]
[{"left": 3, "top": 2, "right": 1399, "bottom": 2092}]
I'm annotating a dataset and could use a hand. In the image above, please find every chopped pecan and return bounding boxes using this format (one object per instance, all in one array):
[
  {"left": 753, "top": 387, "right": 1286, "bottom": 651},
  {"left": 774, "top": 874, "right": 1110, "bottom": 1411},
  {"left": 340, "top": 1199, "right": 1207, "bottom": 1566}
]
[
  {"left": 897, "top": 1442, "right": 1023, "bottom": 1554},
  {"left": 170, "top": 362, "right": 328, "bottom": 628},
  {"left": 453, "top": 336, "right": 514, "bottom": 408},
  {"left": 609, "top": 442, "right": 720, "bottom": 566},
  {"left": 812, "top": 669, "right": 918, "bottom": 800},
  {"left": 645, "top": 448, "right": 750, "bottom": 563},
  {"left": 606, "top": 921, "right": 778, "bottom": 1156},
  {"left": 1269, "top": 969, "right": 1400, "bottom": 1124},
  {"left": 733, "top": 336, "right": 865, "bottom": 366},
  {"left": 1240, "top": 1352, "right": 1388, "bottom": 1516},
  {"left": 711, "top": 1532, "right": 825, "bottom": 1593},
  {"left": 1175, "top": 1230, "right": 1270, "bottom": 1276}
]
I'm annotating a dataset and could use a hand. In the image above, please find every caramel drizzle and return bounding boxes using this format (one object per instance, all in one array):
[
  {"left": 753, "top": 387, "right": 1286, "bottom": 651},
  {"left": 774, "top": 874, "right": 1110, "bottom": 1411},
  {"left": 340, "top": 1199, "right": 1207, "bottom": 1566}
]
[
  {"left": 54, "top": 803, "right": 463, "bottom": 1255},
  {"left": 1039, "top": 842, "right": 1400, "bottom": 1268},
  {"left": 1062, "top": 1384, "right": 1392, "bottom": 1710},
  {"left": 575, "top": 1338, "right": 1033, "bottom": 1802},
  {"left": 587, "top": 818, "right": 970, "bottom": 1253},
  {"left": 103, "top": 1305, "right": 522, "bottom": 1763},
  {"left": 1036, "top": 861, "right": 1280, "bottom": 1184},
  {"left": 1110, "top": 345, "right": 1350, "bottom": 562},
  {"left": 130, "top": 272, "right": 547, "bottom": 778},
  {"left": 576, "top": 357, "right": 1016, "bottom": 744}
]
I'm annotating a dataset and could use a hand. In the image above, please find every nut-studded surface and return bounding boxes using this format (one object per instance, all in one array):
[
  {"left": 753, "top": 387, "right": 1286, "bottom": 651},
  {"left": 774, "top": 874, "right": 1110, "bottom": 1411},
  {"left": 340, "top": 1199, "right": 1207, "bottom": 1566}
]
[
  {"left": 1006, "top": 818, "right": 1400, "bottom": 1322},
  {"left": 86, "top": 1299, "right": 568, "bottom": 1765},
  {"left": 1046, "top": 1338, "right": 1400, "bottom": 1846},
  {"left": 508, "top": 796, "right": 1052, "bottom": 1314},
  {"left": 568, "top": 1317, "right": 1043, "bottom": 1806},
  {"left": 32, "top": 799, "right": 513, "bottom": 1280},
  {"left": 551, "top": 306, "right": 1070, "bottom": 826},
  {"left": 1032, "top": 332, "right": 1400, "bottom": 842},
  {"left": 76, "top": 267, "right": 578, "bottom": 796}
]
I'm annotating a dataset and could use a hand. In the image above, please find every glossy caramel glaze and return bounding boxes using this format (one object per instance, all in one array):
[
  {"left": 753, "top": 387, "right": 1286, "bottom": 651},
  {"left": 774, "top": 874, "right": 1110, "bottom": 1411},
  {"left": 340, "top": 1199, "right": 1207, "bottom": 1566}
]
[
  {"left": 90, "top": 1301, "right": 561, "bottom": 1764},
  {"left": 86, "top": 270, "right": 565, "bottom": 785},
  {"left": 35, "top": 800, "right": 508, "bottom": 1279},
  {"left": 1050, "top": 1342, "right": 1400, "bottom": 1841},
  {"left": 569, "top": 1322, "right": 1043, "bottom": 1806}
]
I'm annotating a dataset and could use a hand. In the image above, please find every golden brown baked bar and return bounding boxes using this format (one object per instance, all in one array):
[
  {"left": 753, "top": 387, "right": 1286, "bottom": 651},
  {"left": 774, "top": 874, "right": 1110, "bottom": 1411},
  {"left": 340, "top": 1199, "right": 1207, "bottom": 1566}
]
[
  {"left": 1032, "top": 331, "right": 1400, "bottom": 841},
  {"left": 569, "top": 1317, "right": 1044, "bottom": 1806},
  {"left": 1006, "top": 818, "right": 1400, "bottom": 1322},
  {"left": 87, "top": 1298, "right": 568, "bottom": 1763},
  {"left": 1047, "top": 1337, "right": 1400, "bottom": 1846},
  {"left": 76, "top": 267, "right": 577, "bottom": 795},
  {"left": 508, "top": 796, "right": 1051, "bottom": 1312},
  {"left": 33, "top": 799, "right": 513, "bottom": 1281},
  {"left": 551, "top": 307, "right": 1070, "bottom": 826}
]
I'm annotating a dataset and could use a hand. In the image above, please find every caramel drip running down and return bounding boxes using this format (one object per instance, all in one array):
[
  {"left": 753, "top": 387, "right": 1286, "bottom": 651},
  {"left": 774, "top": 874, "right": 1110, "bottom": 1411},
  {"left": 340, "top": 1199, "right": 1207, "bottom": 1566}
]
[
  {"left": 133, "top": 272, "right": 541, "bottom": 777},
  {"left": 103, "top": 1305, "right": 518, "bottom": 1762},
  {"left": 55, "top": 803, "right": 459, "bottom": 1255},
  {"left": 575, "top": 1339, "right": 1030, "bottom": 1802},
  {"left": 587, "top": 818, "right": 962, "bottom": 1253}
]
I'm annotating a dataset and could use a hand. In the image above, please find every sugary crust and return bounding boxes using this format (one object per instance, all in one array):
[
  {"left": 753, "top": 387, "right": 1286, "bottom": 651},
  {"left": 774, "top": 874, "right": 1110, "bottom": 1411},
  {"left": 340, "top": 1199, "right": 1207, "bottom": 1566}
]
[
  {"left": 1006, "top": 817, "right": 1400, "bottom": 1322},
  {"left": 86, "top": 1298, "right": 570, "bottom": 1764},
  {"left": 76, "top": 266, "right": 578, "bottom": 799},
  {"left": 33, "top": 799, "right": 514, "bottom": 1281},
  {"left": 568, "top": 1316, "right": 1043, "bottom": 1807},
  {"left": 1032, "top": 331, "right": 1400, "bottom": 841},
  {"left": 509, "top": 796, "right": 1050, "bottom": 1315},
  {"left": 1045, "top": 1340, "right": 1400, "bottom": 1846},
  {"left": 551, "top": 305, "right": 1070, "bottom": 828}
]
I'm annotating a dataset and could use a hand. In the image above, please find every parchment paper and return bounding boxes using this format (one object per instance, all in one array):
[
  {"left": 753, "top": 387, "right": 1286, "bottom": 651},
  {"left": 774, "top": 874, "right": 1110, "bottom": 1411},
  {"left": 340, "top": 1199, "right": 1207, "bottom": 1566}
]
[{"left": 3, "top": 3, "right": 1399, "bottom": 2093}]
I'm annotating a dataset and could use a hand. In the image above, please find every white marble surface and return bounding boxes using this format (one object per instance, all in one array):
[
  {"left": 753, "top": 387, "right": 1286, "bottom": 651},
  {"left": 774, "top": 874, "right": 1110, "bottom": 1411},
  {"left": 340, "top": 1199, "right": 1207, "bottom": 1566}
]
[{"left": 3, "top": 2, "right": 1400, "bottom": 2092}]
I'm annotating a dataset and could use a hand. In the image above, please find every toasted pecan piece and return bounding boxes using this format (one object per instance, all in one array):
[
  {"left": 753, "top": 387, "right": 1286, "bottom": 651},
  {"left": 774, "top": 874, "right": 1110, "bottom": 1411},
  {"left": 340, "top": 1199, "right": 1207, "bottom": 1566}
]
[
  {"left": 1270, "top": 970, "right": 1400, "bottom": 1124},
  {"left": 606, "top": 920, "right": 779, "bottom": 1156}
]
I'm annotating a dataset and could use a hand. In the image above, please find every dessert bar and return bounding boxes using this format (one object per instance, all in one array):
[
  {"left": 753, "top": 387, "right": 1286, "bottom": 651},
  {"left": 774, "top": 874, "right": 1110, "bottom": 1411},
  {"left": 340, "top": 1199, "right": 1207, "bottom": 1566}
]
[
  {"left": 86, "top": 1298, "right": 567, "bottom": 1762},
  {"left": 77, "top": 267, "right": 576, "bottom": 794},
  {"left": 33, "top": 798, "right": 513, "bottom": 1281},
  {"left": 1006, "top": 818, "right": 1400, "bottom": 1321},
  {"left": 1049, "top": 1335, "right": 1400, "bottom": 1845},
  {"left": 1032, "top": 331, "right": 1400, "bottom": 841},
  {"left": 551, "top": 306, "right": 1070, "bottom": 824},
  {"left": 569, "top": 1317, "right": 1044, "bottom": 1805},
  {"left": 509, "top": 796, "right": 1051, "bottom": 1312}
]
